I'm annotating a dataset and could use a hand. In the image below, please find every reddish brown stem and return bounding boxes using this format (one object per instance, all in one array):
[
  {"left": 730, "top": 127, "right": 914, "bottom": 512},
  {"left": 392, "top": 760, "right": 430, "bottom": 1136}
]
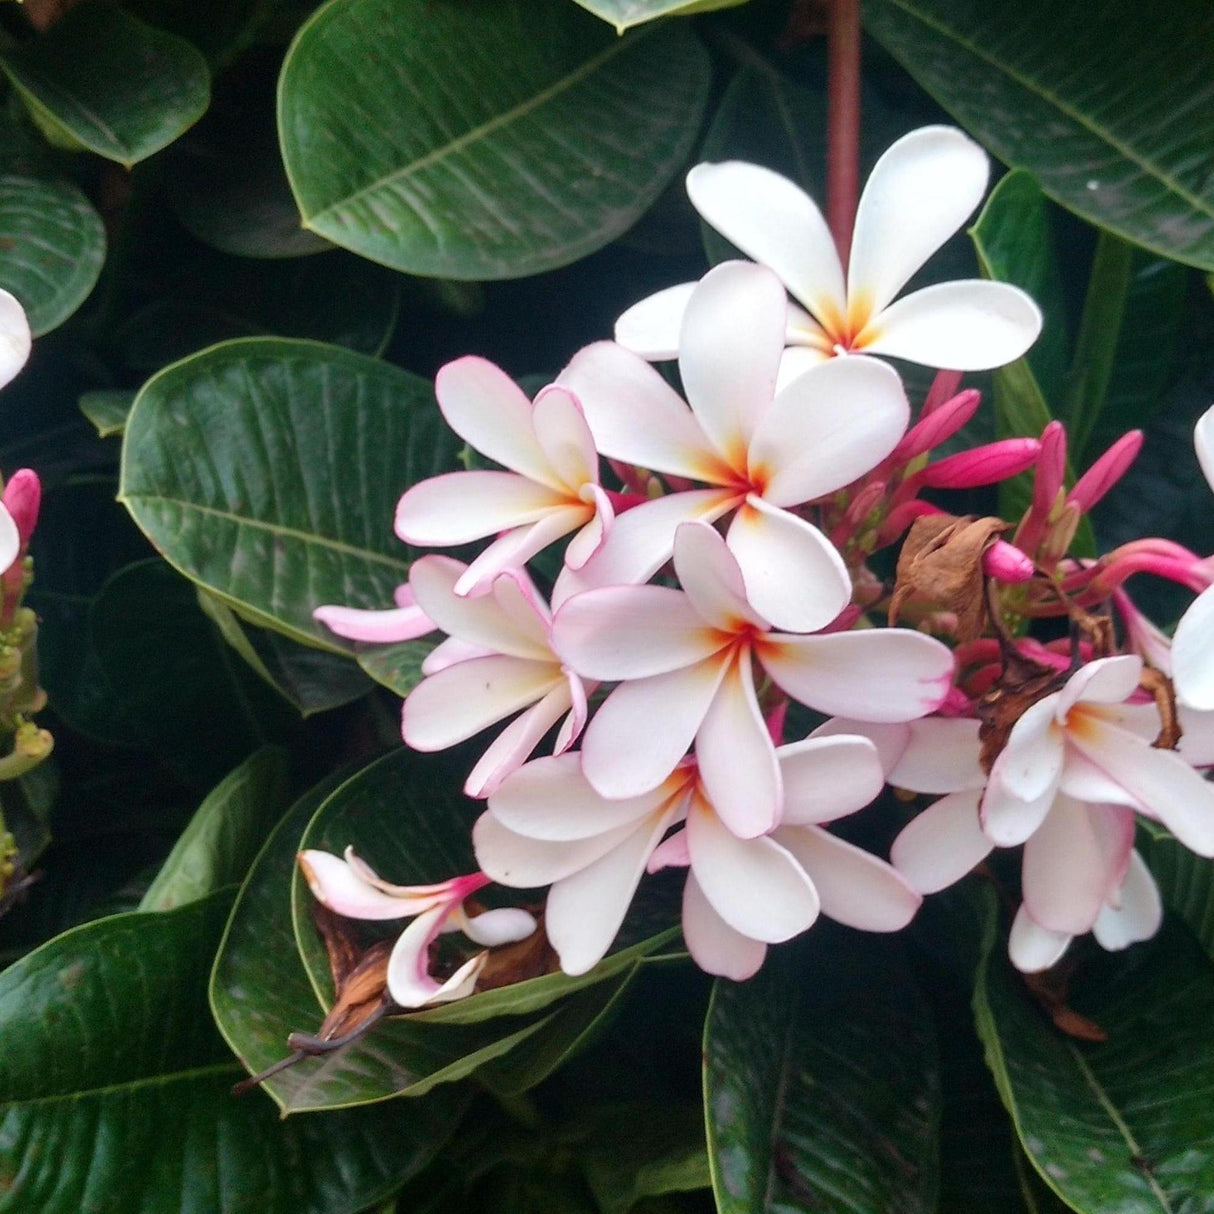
[{"left": 826, "top": 0, "right": 861, "bottom": 263}]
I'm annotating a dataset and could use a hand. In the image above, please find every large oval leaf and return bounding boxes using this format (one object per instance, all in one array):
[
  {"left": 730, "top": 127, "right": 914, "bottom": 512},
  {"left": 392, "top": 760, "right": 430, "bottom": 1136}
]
[
  {"left": 704, "top": 928, "right": 939, "bottom": 1213},
  {"left": 973, "top": 888, "right": 1214, "bottom": 1212},
  {"left": 864, "top": 0, "right": 1214, "bottom": 269},
  {"left": 119, "top": 338, "right": 459, "bottom": 652},
  {"left": 0, "top": 892, "right": 466, "bottom": 1213},
  {"left": 278, "top": 0, "right": 710, "bottom": 279},
  {"left": 1137, "top": 821, "right": 1214, "bottom": 963},
  {"left": 0, "top": 173, "right": 104, "bottom": 335},
  {"left": 0, "top": 1, "right": 210, "bottom": 167}
]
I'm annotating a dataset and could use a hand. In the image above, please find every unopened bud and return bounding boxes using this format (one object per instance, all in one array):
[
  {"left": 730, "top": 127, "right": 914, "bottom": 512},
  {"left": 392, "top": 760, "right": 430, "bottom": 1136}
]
[
  {"left": 982, "top": 540, "right": 1035, "bottom": 583},
  {"left": 2, "top": 470, "right": 40, "bottom": 545},
  {"left": 919, "top": 438, "right": 1041, "bottom": 489},
  {"left": 1067, "top": 430, "right": 1143, "bottom": 513},
  {"left": 890, "top": 389, "right": 981, "bottom": 464}
]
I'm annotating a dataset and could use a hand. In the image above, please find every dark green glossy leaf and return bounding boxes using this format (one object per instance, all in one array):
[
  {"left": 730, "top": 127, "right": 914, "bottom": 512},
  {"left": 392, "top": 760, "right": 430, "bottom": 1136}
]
[
  {"left": 1138, "top": 822, "right": 1214, "bottom": 964},
  {"left": 0, "top": 173, "right": 104, "bottom": 335},
  {"left": 293, "top": 746, "right": 679, "bottom": 1026},
  {"left": 356, "top": 638, "right": 436, "bottom": 697},
  {"left": 212, "top": 762, "right": 558, "bottom": 1114},
  {"left": 0, "top": 1, "right": 210, "bottom": 166},
  {"left": 140, "top": 746, "right": 290, "bottom": 911},
  {"left": 704, "top": 929, "right": 939, "bottom": 1213},
  {"left": 973, "top": 887, "right": 1214, "bottom": 1211},
  {"left": 278, "top": 0, "right": 710, "bottom": 279},
  {"left": 119, "top": 338, "right": 458, "bottom": 652},
  {"left": 864, "top": 0, "right": 1214, "bottom": 269},
  {"left": 79, "top": 390, "right": 135, "bottom": 439},
  {"left": 0, "top": 891, "right": 464, "bottom": 1213},
  {"left": 571, "top": 0, "right": 746, "bottom": 33}
]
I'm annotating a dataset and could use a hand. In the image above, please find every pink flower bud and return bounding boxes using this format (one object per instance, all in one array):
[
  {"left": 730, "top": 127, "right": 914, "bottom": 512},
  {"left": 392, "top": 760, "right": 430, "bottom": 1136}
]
[
  {"left": 982, "top": 540, "right": 1035, "bottom": 583},
  {"left": 919, "top": 439, "right": 1041, "bottom": 489},
  {"left": 1067, "top": 430, "right": 1143, "bottom": 513},
  {"left": 2, "top": 469, "right": 39, "bottom": 544},
  {"left": 890, "top": 389, "right": 981, "bottom": 464},
  {"left": 920, "top": 369, "right": 965, "bottom": 417},
  {"left": 1014, "top": 422, "right": 1067, "bottom": 556}
]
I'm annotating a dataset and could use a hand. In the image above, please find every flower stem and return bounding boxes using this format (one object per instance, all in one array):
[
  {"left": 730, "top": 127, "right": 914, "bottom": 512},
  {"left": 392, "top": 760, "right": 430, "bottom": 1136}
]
[{"left": 826, "top": 0, "right": 861, "bottom": 263}]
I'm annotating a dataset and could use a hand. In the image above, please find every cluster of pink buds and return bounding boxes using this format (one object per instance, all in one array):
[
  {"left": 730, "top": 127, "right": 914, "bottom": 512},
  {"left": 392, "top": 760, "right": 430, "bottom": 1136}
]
[{"left": 303, "top": 125, "right": 1214, "bottom": 1006}]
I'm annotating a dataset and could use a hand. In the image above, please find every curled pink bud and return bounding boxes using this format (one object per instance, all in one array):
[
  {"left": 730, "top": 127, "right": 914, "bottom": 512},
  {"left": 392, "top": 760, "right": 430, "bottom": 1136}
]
[
  {"left": 1067, "top": 430, "right": 1143, "bottom": 513},
  {"left": 918, "top": 438, "right": 1041, "bottom": 489},
  {"left": 982, "top": 540, "right": 1035, "bottom": 583},
  {"left": 2, "top": 469, "right": 40, "bottom": 545},
  {"left": 890, "top": 389, "right": 981, "bottom": 464},
  {"left": 920, "top": 369, "right": 965, "bottom": 417}
]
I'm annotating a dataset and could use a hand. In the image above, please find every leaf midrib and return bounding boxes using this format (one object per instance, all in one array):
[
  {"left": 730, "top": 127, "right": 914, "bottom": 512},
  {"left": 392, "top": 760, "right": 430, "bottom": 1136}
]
[
  {"left": 1, "top": 1061, "right": 242, "bottom": 1109},
  {"left": 879, "top": 0, "right": 1214, "bottom": 221}
]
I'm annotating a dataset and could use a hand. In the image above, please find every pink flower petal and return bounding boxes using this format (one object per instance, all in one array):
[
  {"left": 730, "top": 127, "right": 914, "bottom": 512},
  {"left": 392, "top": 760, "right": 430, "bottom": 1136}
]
[
  {"left": 760, "top": 629, "right": 953, "bottom": 722},
  {"left": 0, "top": 289, "right": 31, "bottom": 391},
  {"left": 297, "top": 850, "right": 441, "bottom": 920},
  {"left": 563, "top": 485, "right": 614, "bottom": 571},
  {"left": 696, "top": 649, "right": 782, "bottom": 839},
  {"left": 453, "top": 506, "right": 589, "bottom": 596},
  {"left": 686, "top": 798, "right": 819, "bottom": 943},
  {"left": 1174, "top": 584, "right": 1214, "bottom": 711},
  {"left": 861, "top": 281, "right": 1043, "bottom": 371},
  {"left": 777, "top": 734, "right": 885, "bottom": 825},
  {"left": 581, "top": 657, "right": 730, "bottom": 799},
  {"left": 648, "top": 827, "right": 691, "bottom": 872},
  {"left": 672, "top": 519, "right": 767, "bottom": 631},
  {"left": 678, "top": 261, "right": 786, "bottom": 461},
  {"left": 1091, "top": 852, "right": 1162, "bottom": 952},
  {"left": 810, "top": 718, "right": 911, "bottom": 778},
  {"left": 473, "top": 811, "right": 641, "bottom": 887},
  {"left": 532, "top": 384, "right": 599, "bottom": 493},
  {"left": 387, "top": 905, "right": 485, "bottom": 1007},
  {"left": 552, "top": 583, "right": 723, "bottom": 680},
  {"left": 401, "top": 655, "right": 562, "bottom": 750},
  {"left": 312, "top": 602, "right": 435, "bottom": 643},
  {"left": 750, "top": 355, "right": 909, "bottom": 507},
  {"left": 890, "top": 789, "right": 991, "bottom": 894},
  {"left": 395, "top": 471, "right": 569, "bottom": 546},
  {"left": 725, "top": 497, "right": 851, "bottom": 634},
  {"left": 463, "top": 684, "right": 574, "bottom": 798},
  {"left": 434, "top": 356, "right": 553, "bottom": 486},
  {"left": 887, "top": 717, "right": 984, "bottom": 794},
  {"left": 682, "top": 872, "right": 766, "bottom": 980},
  {"left": 557, "top": 341, "right": 728, "bottom": 482},
  {"left": 685, "top": 161, "right": 846, "bottom": 332},
  {"left": 1008, "top": 904, "right": 1072, "bottom": 974},
  {"left": 422, "top": 637, "right": 492, "bottom": 675},
  {"left": 774, "top": 825, "right": 921, "bottom": 931},
  {"left": 848, "top": 126, "right": 989, "bottom": 316},
  {"left": 615, "top": 282, "right": 697, "bottom": 360}
]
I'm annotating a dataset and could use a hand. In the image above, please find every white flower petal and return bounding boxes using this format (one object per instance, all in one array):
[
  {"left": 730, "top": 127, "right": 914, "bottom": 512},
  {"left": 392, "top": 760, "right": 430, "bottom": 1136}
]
[
  {"left": 0, "top": 504, "right": 18, "bottom": 576},
  {"left": 1057, "top": 750, "right": 1143, "bottom": 809},
  {"left": 678, "top": 260, "right": 786, "bottom": 460},
  {"left": 615, "top": 282, "right": 697, "bottom": 360},
  {"left": 761, "top": 629, "right": 953, "bottom": 722},
  {"left": 848, "top": 126, "right": 989, "bottom": 316},
  {"left": 981, "top": 731, "right": 1062, "bottom": 848},
  {"left": 1194, "top": 404, "right": 1214, "bottom": 492},
  {"left": 810, "top": 718, "right": 911, "bottom": 778},
  {"left": 434, "top": 356, "right": 553, "bottom": 485},
  {"left": 0, "top": 289, "right": 31, "bottom": 391},
  {"left": 777, "top": 734, "right": 885, "bottom": 825},
  {"left": 401, "top": 655, "right": 561, "bottom": 750},
  {"left": 890, "top": 789, "right": 991, "bottom": 894},
  {"left": 461, "top": 906, "right": 537, "bottom": 948},
  {"left": 682, "top": 872, "right": 767, "bottom": 980},
  {"left": 887, "top": 717, "right": 984, "bottom": 794},
  {"left": 751, "top": 355, "right": 909, "bottom": 507},
  {"left": 395, "top": 471, "right": 569, "bottom": 546},
  {"left": 473, "top": 811, "right": 641, "bottom": 887},
  {"left": 532, "top": 384, "right": 598, "bottom": 492},
  {"left": 463, "top": 684, "right": 573, "bottom": 798},
  {"left": 557, "top": 341, "right": 728, "bottom": 482},
  {"left": 453, "top": 506, "right": 589, "bottom": 596},
  {"left": 387, "top": 906, "right": 485, "bottom": 1008},
  {"left": 673, "top": 519, "right": 767, "bottom": 631},
  {"left": 775, "top": 344, "right": 833, "bottom": 394},
  {"left": 312, "top": 602, "right": 435, "bottom": 644},
  {"left": 686, "top": 799, "right": 819, "bottom": 943},
  {"left": 776, "top": 826, "right": 920, "bottom": 931},
  {"left": 1091, "top": 852, "right": 1162, "bottom": 952},
  {"left": 696, "top": 650, "right": 782, "bottom": 839},
  {"left": 1056, "top": 654, "right": 1142, "bottom": 717},
  {"left": 297, "top": 850, "right": 436, "bottom": 920},
  {"left": 1174, "top": 585, "right": 1214, "bottom": 711},
  {"left": 686, "top": 161, "right": 846, "bottom": 329},
  {"left": 1008, "top": 904, "right": 1072, "bottom": 974},
  {"left": 862, "top": 281, "right": 1042, "bottom": 370},
  {"left": 996, "top": 695, "right": 1065, "bottom": 801},
  {"left": 1178, "top": 705, "right": 1214, "bottom": 767},
  {"left": 725, "top": 497, "right": 851, "bottom": 634}
]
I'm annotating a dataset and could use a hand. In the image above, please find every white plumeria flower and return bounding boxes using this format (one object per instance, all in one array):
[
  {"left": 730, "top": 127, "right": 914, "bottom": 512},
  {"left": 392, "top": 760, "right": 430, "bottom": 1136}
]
[
  {"left": 558, "top": 260, "right": 910, "bottom": 631},
  {"left": 616, "top": 127, "right": 1041, "bottom": 381},
  {"left": 297, "top": 849, "right": 535, "bottom": 1008},
  {"left": 551, "top": 521, "right": 952, "bottom": 838},
  {"left": 0, "top": 289, "right": 30, "bottom": 393},
  {"left": 401, "top": 556, "right": 590, "bottom": 798},
  {"left": 314, "top": 582, "right": 437, "bottom": 644},
  {"left": 474, "top": 734, "right": 918, "bottom": 980},
  {"left": 394, "top": 357, "right": 614, "bottom": 597},
  {"left": 1173, "top": 405, "right": 1214, "bottom": 711}
]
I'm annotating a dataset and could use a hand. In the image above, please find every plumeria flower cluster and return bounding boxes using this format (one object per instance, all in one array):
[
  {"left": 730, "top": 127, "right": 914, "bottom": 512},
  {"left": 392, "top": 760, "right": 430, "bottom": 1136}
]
[{"left": 304, "top": 124, "right": 1214, "bottom": 1008}]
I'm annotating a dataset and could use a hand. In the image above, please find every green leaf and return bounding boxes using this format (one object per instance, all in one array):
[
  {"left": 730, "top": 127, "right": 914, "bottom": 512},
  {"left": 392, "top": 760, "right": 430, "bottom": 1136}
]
[
  {"left": 0, "top": 891, "right": 465, "bottom": 1213},
  {"left": 0, "top": 1, "right": 210, "bottom": 167},
  {"left": 0, "top": 173, "right": 104, "bottom": 335},
  {"left": 140, "top": 746, "right": 290, "bottom": 911},
  {"left": 1138, "top": 823, "right": 1214, "bottom": 964},
  {"left": 863, "top": 0, "right": 1214, "bottom": 270},
  {"left": 293, "top": 747, "right": 680, "bottom": 1026},
  {"left": 211, "top": 763, "right": 560, "bottom": 1114},
  {"left": 79, "top": 390, "right": 135, "bottom": 438},
  {"left": 973, "top": 887, "right": 1214, "bottom": 1212},
  {"left": 570, "top": 0, "right": 747, "bottom": 33},
  {"left": 278, "top": 0, "right": 710, "bottom": 279},
  {"left": 704, "top": 929, "right": 939, "bottom": 1213},
  {"left": 356, "top": 638, "right": 436, "bottom": 697},
  {"left": 119, "top": 338, "right": 459, "bottom": 652}
]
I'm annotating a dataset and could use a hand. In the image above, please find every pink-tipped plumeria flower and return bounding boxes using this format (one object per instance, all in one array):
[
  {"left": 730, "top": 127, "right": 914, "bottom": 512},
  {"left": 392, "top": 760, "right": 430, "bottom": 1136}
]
[
  {"left": 0, "top": 290, "right": 30, "bottom": 394},
  {"left": 615, "top": 127, "right": 1041, "bottom": 380},
  {"left": 394, "top": 358, "right": 615, "bottom": 596},
  {"left": 297, "top": 848, "right": 536, "bottom": 1008},
  {"left": 558, "top": 261, "right": 910, "bottom": 631},
  {"left": 1173, "top": 405, "right": 1214, "bottom": 711},
  {"left": 313, "top": 583, "right": 436, "bottom": 644},
  {"left": 401, "top": 555, "right": 590, "bottom": 798},
  {"left": 877, "top": 713, "right": 1164, "bottom": 973},
  {"left": 474, "top": 731, "right": 917, "bottom": 980},
  {"left": 552, "top": 521, "right": 953, "bottom": 837}
]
